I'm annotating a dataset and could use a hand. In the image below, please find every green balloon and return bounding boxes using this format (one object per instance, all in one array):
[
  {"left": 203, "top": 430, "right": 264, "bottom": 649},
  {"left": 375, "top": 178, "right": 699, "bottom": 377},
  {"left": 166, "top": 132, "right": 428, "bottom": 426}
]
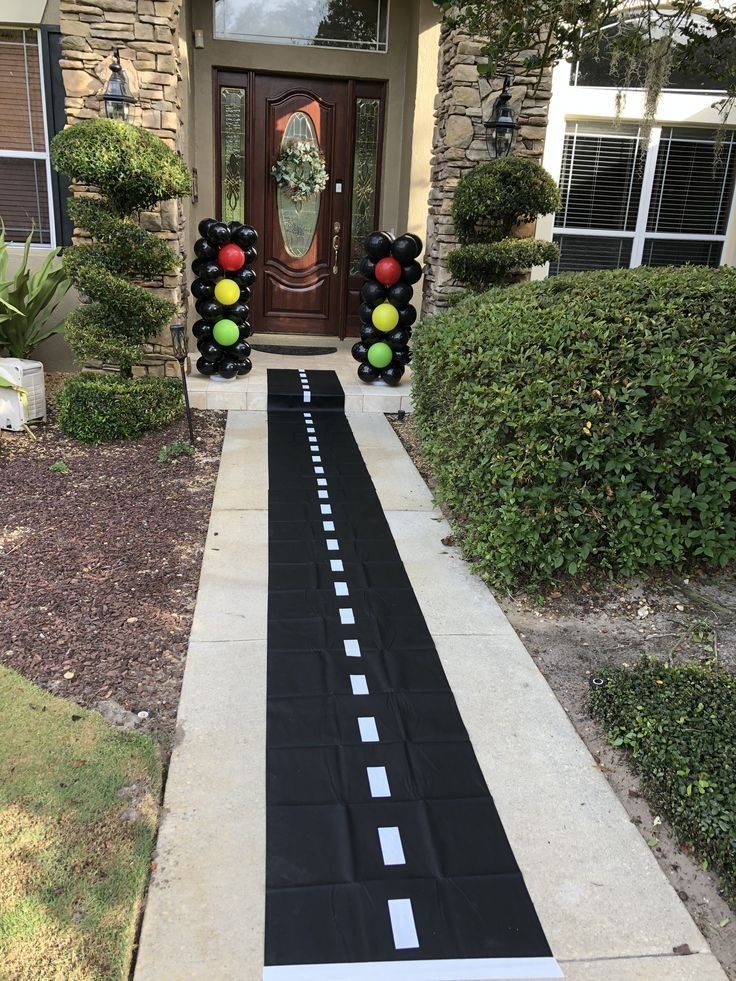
[
  {"left": 367, "top": 341, "right": 393, "bottom": 369},
  {"left": 212, "top": 318, "right": 239, "bottom": 347}
]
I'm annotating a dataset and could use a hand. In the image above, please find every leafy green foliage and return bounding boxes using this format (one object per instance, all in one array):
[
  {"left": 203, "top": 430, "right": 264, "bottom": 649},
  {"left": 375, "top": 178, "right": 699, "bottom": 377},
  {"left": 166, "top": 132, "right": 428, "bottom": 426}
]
[
  {"left": 57, "top": 373, "right": 183, "bottom": 443},
  {"left": 447, "top": 239, "right": 559, "bottom": 290},
  {"left": 0, "top": 227, "right": 71, "bottom": 359},
  {"left": 412, "top": 265, "right": 736, "bottom": 588},
  {"left": 591, "top": 659, "right": 736, "bottom": 898},
  {"left": 452, "top": 159, "right": 561, "bottom": 244},
  {"left": 51, "top": 119, "right": 191, "bottom": 216},
  {"left": 158, "top": 440, "right": 194, "bottom": 463},
  {"left": 49, "top": 460, "right": 70, "bottom": 474}
]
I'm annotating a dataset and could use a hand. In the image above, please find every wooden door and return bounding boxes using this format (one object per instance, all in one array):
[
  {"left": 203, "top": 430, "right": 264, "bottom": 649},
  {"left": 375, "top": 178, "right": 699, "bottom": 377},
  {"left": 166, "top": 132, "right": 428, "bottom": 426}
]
[{"left": 251, "top": 75, "right": 350, "bottom": 335}]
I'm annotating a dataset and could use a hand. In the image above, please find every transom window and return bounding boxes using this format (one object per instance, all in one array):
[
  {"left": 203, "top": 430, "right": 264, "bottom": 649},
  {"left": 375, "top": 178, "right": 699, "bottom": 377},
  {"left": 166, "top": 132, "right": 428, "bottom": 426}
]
[
  {"left": 551, "top": 122, "right": 736, "bottom": 275},
  {"left": 0, "top": 28, "right": 53, "bottom": 245},
  {"left": 214, "top": 0, "right": 389, "bottom": 52}
]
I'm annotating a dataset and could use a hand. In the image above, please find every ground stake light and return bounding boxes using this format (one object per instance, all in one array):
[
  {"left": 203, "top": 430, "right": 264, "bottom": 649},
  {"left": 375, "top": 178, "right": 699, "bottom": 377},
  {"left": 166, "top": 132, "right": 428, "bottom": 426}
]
[
  {"left": 170, "top": 324, "right": 195, "bottom": 445},
  {"left": 353, "top": 231, "right": 422, "bottom": 386},
  {"left": 191, "top": 219, "right": 258, "bottom": 380}
]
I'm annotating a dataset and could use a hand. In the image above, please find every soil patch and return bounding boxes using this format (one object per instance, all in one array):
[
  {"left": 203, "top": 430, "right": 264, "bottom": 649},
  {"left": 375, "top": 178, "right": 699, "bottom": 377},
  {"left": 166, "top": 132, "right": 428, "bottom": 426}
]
[
  {"left": 0, "top": 377, "right": 226, "bottom": 742},
  {"left": 389, "top": 412, "right": 736, "bottom": 979}
]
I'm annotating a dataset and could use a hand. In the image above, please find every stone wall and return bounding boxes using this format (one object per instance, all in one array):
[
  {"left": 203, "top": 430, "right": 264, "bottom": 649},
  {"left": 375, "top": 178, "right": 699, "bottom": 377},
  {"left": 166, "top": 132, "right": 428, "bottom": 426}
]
[
  {"left": 422, "top": 25, "right": 553, "bottom": 313},
  {"left": 58, "top": 0, "right": 187, "bottom": 376}
]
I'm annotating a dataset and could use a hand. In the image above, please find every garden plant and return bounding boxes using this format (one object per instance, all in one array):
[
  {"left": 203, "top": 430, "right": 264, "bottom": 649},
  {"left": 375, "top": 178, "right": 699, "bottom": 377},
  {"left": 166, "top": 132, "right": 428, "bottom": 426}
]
[
  {"left": 447, "top": 157, "right": 559, "bottom": 292},
  {"left": 412, "top": 264, "right": 736, "bottom": 588},
  {"left": 0, "top": 227, "right": 71, "bottom": 359},
  {"left": 50, "top": 119, "right": 191, "bottom": 442}
]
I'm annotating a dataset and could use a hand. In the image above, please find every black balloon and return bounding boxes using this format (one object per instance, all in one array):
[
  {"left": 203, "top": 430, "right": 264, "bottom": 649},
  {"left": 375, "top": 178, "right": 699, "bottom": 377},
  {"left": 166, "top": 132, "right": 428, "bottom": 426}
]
[
  {"left": 192, "top": 319, "right": 211, "bottom": 339},
  {"left": 361, "top": 281, "right": 387, "bottom": 307},
  {"left": 358, "top": 362, "right": 380, "bottom": 383},
  {"left": 243, "top": 247, "right": 258, "bottom": 265},
  {"left": 200, "top": 261, "right": 224, "bottom": 282},
  {"left": 399, "top": 305, "right": 417, "bottom": 327},
  {"left": 233, "top": 267, "right": 257, "bottom": 289},
  {"left": 239, "top": 324, "right": 252, "bottom": 340},
  {"left": 401, "top": 260, "right": 422, "bottom": 285},
  {"left": 191, "top": 278, "right": 214, "bottom": 300},
  {"left": 199, "top": 299, "right": 224, "bottom": 322},
  {"left": 359, "top": 302, "right": 375, "bottom": 324},
  {"left": 392, "top": 234, "right": 421, "bottom": 262},
  {"left": 196, "top": 355, "right": 217, "bottom": 375},
  {"left": 219, "top": 359, "right": 238, "bottom": 379},
  {"left": 382, "top": 364, "right": 405, "bottom": 386},
  {"left": 228, "top": 301, "right": 249, "bottom": 321},
  {"left": 231, "top": 225, "right": 258, "bottom": 250},
  {"left": 206, "top": 222, "right": 231, "bottom": 246},
  {"left": 361, "top": 323, "right": 382, "bottom": 345},
  {"left": 393, "top": 347, "right": 412, "bottom": 366},
  {"left": 364, "top": 231, "right": 393, "bottom": 260},
  {"left": 194, "top": 238, "right": 217, "bottom": 260},
  {"left": 386, "top": 326, "right": 411, "bottom": 348},
  {"left": 359, "top": 256, "right": 377, "bottom": 280},
  {"left": 388, "top": 283, "right": 413, "bottom": 308},
  {"left": 200, "top": 340, "right": 220, "bottom": 362},
  {"left": 198, "top": 218, "right": 217, "bottom": 238},
  {"left": 351, "top": 341, "right": 369, "bottom": 362},
  {"left": 191, "top": 258, "right": 205, "bottom": 277},
  {"left": 236, "top": 359, "right": 252, "bottom": 376},
  {"left": 233, "top": 340, "right": 251, "bottom": 359},
  {"left": 407, "top": 233, "right": 423, "bottom": 252}
]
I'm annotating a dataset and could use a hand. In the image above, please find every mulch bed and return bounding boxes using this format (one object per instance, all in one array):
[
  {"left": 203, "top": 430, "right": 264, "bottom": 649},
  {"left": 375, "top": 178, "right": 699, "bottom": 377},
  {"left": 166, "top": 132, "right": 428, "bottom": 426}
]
[{"left": 0, "top": 382, "right": 226, "bottom": 741}]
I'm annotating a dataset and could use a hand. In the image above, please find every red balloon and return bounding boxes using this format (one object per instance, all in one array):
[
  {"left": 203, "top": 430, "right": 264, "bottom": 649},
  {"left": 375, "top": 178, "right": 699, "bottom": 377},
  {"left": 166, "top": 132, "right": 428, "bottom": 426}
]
[
  {"left": 218, "top": 243, "right": 246, "bottom": 272},
  {"left": 375, "top": 256, "right": 402, "bottom": 287}
]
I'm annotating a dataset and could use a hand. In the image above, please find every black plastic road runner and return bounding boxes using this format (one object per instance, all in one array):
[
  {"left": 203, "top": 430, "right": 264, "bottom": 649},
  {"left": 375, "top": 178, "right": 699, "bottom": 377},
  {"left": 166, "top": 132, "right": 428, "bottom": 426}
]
[{"left": 264, "top": 369, "right": 561, "bottom": 981}]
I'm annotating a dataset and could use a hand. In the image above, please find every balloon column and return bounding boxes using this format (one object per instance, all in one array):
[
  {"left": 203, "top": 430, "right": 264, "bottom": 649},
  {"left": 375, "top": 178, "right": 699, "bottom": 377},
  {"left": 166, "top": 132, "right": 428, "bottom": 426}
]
[
  {"left": 191, "top": 219, "right": 258, "bottom": 379},
  {"left": 352, "top": 231, "right": 422, "bottom": 386}
]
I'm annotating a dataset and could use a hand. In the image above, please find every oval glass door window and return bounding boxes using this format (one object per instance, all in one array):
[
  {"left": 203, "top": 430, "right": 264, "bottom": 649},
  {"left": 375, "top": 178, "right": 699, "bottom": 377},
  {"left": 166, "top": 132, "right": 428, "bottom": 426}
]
[{"left": 278, "top": 111, "right": 321, "bottom": 258}]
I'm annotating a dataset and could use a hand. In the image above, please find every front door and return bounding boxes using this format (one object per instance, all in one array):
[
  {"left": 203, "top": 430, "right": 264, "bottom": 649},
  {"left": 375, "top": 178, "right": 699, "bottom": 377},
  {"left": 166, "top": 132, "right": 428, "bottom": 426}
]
[{"left": 216, "top": 72, "right": 385, "bottom": 337}]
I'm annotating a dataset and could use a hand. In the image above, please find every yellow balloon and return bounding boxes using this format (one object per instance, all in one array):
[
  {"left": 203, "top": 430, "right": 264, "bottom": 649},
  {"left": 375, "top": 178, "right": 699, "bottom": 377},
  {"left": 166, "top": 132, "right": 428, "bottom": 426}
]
[
  {"left": 372, "top": 301, "right": 399, "bottom": 333},
  {"left": 214, "top": 278, "right": 241, "bottom": 307}
]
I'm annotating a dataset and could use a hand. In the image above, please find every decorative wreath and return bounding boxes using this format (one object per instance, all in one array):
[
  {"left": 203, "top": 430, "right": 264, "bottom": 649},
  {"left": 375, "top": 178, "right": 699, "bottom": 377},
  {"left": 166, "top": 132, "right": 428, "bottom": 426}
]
[{"left": 271, "top": 140, "right": 329, "bottom": 206}]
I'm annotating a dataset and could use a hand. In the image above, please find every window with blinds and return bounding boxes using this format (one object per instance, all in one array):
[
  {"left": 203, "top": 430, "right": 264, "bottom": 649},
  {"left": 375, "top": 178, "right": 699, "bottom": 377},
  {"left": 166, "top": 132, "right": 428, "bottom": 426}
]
[
  {"left": 0, "top": 28, "right": 53, "bottom": 245},
  {"left": 551, "top": 122, "right": 736, "bottom": 276}
]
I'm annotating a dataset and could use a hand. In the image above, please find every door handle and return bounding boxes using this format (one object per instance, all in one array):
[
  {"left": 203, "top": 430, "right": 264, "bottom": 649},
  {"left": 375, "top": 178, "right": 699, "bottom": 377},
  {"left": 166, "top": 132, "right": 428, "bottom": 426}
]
[{"left": 332, "top": 221, "right": 341, "bottom": 275}]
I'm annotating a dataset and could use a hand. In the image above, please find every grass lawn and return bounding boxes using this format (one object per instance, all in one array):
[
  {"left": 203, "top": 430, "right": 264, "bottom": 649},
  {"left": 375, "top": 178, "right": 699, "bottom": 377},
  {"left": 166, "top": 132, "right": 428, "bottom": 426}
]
[
  {"left": 591, "top": 659, "right": 736, "bottom": 900},
  {"left": 0, "top": 666, "right": 162, "bottom": 980}
]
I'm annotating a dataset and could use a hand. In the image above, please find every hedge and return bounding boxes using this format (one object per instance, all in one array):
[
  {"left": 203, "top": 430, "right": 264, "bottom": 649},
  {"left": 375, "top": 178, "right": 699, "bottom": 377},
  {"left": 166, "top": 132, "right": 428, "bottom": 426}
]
[
  {"left": 446, "top": 239, "right": 559, "bottom": 290},
  {"left": 591, "top": 659, "right": 736, "bottom": 898},
  {"left": 57, "top": 373, "right": 183, "bottom": 443},
  {"left": 412, "top": 265, "right": 736, "bottom": 587}
]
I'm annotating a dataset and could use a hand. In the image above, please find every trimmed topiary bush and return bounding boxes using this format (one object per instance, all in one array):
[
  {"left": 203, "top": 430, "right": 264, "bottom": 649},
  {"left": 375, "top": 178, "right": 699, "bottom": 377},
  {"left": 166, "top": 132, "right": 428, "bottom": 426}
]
[
  {"left": 57, "top": 373, "right": 182, "bottom": 443},
  {"left": 446, "top": 239, "right": 559, "bottom": 290},
  {"left": 591, "top": 659, "right": 736, "bottom": 899},
  {"left": 448, "top": 158, "right": 560, "bottom": 293},
  {"left": 412, "top": 265, "right": 736, "bottom": 588}
]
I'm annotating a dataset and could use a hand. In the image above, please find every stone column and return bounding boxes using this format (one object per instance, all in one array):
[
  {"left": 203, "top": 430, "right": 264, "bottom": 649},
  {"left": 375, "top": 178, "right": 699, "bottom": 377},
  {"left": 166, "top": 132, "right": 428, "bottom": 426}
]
[
  {"left": 423, "top": 24, "right": 552, "bottom": 313},
  {"left": 58, "top": 0, "right": 188, "bottom": 377}
]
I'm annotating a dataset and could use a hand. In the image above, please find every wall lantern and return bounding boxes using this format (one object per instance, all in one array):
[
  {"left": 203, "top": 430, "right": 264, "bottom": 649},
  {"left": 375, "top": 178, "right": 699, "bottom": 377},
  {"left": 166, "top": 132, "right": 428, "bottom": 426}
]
[
  {"left": 103, "top": 49, "right": 135, "bottom": 120},
  {"left": 485, "top": 75, "right": 519, "bottom": 158},
  {"left": 170, "top": 324, "right": 195, "bottom": 445}
]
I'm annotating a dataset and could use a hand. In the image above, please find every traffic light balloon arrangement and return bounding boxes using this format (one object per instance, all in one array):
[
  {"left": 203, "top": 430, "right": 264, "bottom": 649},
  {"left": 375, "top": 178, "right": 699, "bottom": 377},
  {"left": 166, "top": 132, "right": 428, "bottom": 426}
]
[
  {"left": 352, "top": 231, "right": 422, "bottom": 386},
  {"left": 191, "top": 219, "right": 258, "bottom": 380}
]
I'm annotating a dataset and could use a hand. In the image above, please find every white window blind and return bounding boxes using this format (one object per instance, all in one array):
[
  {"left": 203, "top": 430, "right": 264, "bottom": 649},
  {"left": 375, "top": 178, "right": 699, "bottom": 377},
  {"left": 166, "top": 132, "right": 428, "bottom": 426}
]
[{"left": 551, "top": 122, "right": 736, "bottom": 275}]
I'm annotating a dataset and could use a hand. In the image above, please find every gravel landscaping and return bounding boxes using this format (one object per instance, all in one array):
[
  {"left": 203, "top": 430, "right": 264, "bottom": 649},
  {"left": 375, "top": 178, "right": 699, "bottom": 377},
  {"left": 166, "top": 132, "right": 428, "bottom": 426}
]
[{"left": 0, "top": 378, "right": 226, "bottom": 741}]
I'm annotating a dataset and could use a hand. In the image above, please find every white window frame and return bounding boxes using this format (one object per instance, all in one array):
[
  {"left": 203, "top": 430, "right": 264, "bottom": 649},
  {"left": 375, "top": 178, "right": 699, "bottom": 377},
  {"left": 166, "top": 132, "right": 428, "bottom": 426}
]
[
  {"left": 536, "top": 58, "right": 736, "bottom": 278},
  {"left": 0, "top": 26, "right": 56, "bottom": 248},
  {"left": 212, "top": 0, "right": 390, "bottom": 53}
]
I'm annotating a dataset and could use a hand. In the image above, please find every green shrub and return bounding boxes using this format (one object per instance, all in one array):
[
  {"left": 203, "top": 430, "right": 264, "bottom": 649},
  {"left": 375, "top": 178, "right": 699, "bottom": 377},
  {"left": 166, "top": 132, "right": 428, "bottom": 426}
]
[
  {"left": 0, "top": 227, "right": 71, "bottom": 359},
  {"left": 446, "top": 239, "right": 559, "bottom": 290},
  {"left": 412, "top": 265, "right": 736, "bottom": 588},
  {"left": 591, "top": 659, "right": 736, "bottom": 898},
  {"left": 51, "top": 119, "right": 191, "bottom": 215},
  {"left": 158, "top": 440, "right": 194, "bottom": 463},
  {"left": 452, "top": 158, "right": 560, "bottom": 243},
  {"left": 57, "top": 373, "right": 183, "bottom": 443}
]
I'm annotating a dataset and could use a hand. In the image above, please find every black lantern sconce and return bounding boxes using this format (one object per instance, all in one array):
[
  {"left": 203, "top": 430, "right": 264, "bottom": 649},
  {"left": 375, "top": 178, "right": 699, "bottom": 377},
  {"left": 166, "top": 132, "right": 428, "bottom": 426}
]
[
  {"left": 102, "top": 49, "right": 135, "bottom": 121},
  {"left": 485, "top": 75, "right": 519, "bottom": 158},
  {"left": 170, "top": 324, "right": 195, "bottom": 445}
]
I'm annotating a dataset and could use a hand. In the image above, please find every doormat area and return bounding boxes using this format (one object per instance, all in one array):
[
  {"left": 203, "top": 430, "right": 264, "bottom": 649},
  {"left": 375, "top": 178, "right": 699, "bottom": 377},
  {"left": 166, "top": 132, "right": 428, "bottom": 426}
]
[
  {"left": 252, "top": 344, "right": 338, "bottom": 356},
  {"left": 264, "top": 369, "right": 561, "bottom": 980}
]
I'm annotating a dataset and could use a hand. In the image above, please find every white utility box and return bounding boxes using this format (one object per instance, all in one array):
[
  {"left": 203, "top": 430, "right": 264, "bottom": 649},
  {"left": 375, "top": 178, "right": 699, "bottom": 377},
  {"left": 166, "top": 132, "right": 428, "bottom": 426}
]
[{"left": 0, "top": 358, "right": 47, "bottom": 431}]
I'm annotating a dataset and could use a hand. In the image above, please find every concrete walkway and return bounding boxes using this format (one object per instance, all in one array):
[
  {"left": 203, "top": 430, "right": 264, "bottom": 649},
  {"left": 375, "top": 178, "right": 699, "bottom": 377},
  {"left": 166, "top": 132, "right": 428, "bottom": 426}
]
[{"left": 134, "top": 410, "right": 727, "bottom": 981}]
